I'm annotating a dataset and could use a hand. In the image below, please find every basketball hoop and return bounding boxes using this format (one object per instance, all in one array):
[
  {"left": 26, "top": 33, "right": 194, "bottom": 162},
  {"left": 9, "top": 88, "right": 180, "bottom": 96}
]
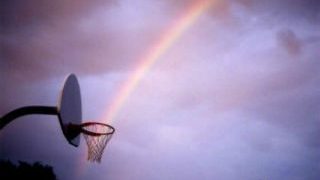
[
  {"left": 0, "top": 74, "right": 116, "bottom": 163},
  {"left": 80, "top": 122, "right": 115, "bottom": 163}
]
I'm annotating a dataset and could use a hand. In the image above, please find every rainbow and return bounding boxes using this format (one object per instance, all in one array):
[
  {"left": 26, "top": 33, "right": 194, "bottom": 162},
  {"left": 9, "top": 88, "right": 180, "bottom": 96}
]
[{"left": 103, "top": 0, "right": 214, "bottom": 124}]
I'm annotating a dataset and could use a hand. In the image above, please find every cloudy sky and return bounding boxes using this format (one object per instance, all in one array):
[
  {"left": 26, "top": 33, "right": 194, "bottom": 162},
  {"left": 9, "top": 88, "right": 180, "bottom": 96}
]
[{"left": 1, "top": 0, "right": 320, "bottom": 179}]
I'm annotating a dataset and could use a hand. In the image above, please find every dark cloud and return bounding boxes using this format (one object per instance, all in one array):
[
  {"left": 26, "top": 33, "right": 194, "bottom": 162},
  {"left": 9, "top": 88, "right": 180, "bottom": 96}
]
[
  {"left": 1, "top": 0, "right": 123, "bottom": 80},
  {"left": 0, "top": 0, "right": 163, "bottom": 98},
  {"left": 235, "top": 0, "right": 320, "bottom": 21},
  {"left": 276, "top": 29, "right": 302, "bottom": 55},
  {"left": 0, "top": 0, "right": 117, "bottom": 33},
  {"left": 0, "top": 0, "right": 176, "bottom": 87}
]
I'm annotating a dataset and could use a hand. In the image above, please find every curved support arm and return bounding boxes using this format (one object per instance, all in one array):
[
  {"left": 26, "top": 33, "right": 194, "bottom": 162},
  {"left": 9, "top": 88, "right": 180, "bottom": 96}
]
[{"left": 0, "top": 106, "right": 58, "bottom": 130}]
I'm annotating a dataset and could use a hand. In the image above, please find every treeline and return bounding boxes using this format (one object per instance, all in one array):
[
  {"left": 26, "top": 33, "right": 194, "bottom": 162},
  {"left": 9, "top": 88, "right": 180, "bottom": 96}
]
[{"left": 0, "top": 160, "right": 56, "bottom": 180}]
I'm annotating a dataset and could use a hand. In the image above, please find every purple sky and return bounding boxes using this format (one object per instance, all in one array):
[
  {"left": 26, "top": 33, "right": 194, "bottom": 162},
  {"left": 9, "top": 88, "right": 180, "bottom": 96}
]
[{"left": 1, "top": 0, "right": 320, "bottom": 179}]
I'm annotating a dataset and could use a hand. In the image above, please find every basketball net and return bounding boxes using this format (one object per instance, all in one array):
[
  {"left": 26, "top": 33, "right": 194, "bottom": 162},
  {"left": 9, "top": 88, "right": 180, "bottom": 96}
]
[{"left": 82, "top": 123, "right": 114, "bottom": 163}]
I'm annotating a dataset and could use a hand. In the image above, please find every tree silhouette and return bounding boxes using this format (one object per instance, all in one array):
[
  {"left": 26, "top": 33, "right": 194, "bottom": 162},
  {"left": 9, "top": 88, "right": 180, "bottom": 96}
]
[{"left": 0, "top": 159, "right": 56, "bottom": 180}]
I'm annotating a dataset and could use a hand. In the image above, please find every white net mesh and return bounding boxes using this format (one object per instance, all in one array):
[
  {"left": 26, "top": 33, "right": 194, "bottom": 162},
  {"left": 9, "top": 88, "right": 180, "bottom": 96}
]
[{"left": 82, "top": 123, "right": 114, "bottom": 163}]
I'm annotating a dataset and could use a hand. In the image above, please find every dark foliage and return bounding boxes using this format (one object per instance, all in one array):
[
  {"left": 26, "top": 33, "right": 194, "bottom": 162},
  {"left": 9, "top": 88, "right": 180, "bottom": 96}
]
[{"left": 0, "top": 159, "right": 56, "bottom": 180}]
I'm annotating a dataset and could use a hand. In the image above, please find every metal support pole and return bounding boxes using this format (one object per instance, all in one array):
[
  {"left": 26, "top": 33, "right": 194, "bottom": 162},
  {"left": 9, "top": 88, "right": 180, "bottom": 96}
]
[{"left": 0, "top": 106, "right": 58, "bottom": 130}]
